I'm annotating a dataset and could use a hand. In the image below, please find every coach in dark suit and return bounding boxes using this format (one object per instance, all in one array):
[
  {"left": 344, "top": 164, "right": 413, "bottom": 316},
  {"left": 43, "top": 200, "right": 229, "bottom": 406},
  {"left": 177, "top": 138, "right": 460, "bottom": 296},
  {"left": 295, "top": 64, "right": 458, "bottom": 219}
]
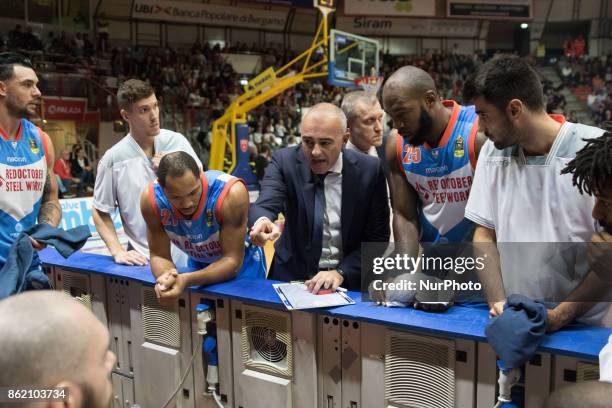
[{"left": 249, "top": 103, "right": 390, "bottom": 293}]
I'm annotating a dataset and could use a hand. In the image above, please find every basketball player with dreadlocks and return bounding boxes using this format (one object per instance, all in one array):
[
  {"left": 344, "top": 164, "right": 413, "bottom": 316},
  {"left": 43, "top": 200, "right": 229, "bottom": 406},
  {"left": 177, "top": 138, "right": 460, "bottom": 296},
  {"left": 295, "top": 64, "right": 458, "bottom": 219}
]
[
  {"left": 463, "top": 55, "right": 609, "bottom": 331},
  {"left": 544, "top": 131, "right": 612, "bottom": 404},
  {"left": 563, "top": 131, "right": 612, "bottom": 286}
]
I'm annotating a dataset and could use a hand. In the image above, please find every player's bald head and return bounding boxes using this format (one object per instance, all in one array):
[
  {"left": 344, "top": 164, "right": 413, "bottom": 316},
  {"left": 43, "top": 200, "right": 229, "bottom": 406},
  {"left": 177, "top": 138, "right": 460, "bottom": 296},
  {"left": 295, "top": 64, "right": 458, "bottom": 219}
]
[
  {"left": 382, "top": 66, "right": 437, "bottom": 108},
  {"left": 0, "top": 291, "right": 101, "bottom": 387}
]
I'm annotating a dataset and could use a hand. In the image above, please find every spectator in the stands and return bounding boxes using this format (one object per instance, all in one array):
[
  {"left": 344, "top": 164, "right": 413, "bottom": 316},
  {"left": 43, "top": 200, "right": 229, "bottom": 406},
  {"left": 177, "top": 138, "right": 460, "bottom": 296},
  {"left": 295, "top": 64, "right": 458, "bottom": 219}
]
[
  {"left": 71, "top": 145, "right": 94, "bottom": 194},
  {"left": 72, "top": 33, "right": 84, "bottom": 57},
  {"left": 96, "top": 12, "right": 109, "bottom": 52},
  {"left": 568, "top": 110, "right": 579, "bottom": 123},
  {"left": 8, "top": 25, "right": 24, "bottom": 49},
  {"left": 83, "top": 33, "right": 95, "bottom": 57},
  {"left": 253, "top": 144, "right": 272, "bottom": 180},
  {"left": 286, "top": 135, "right": 298, "bottom": 147},
  {"left": 54, "top": 149, "right": 82, "bottom": 198}
]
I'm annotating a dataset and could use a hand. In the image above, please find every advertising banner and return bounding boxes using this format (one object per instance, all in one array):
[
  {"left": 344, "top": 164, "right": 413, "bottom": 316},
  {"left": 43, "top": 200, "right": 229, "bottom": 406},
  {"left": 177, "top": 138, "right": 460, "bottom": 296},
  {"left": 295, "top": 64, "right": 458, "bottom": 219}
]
[
  {"left": 60, "top": 197, "right": 127, "bottom": 253},
  {"left": 336, "top": 16, "right": 479, "bottom": 37},
  {"left": 447, "top": 0, "right": 532, "bottom": 19},
  {"left": 132, "top": 0, "right": 288, "bottom": 30},
  {"left": 42, "top": 97, "right": 87, "bottom": 121},
  {"left": 344, "top": 0, "right": 435, "bottom": 16}
]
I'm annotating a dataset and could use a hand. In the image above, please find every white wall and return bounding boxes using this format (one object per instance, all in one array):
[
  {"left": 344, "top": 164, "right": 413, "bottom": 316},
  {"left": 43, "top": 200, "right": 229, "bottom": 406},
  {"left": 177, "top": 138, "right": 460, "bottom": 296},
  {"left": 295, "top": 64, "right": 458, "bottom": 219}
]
[
  {"left": 449, "top": 38, "right": 476, "bottom": 54},
  {"left": 546, "top": 0, "right": 573, "bottom": 21},
  {"left": 292, "top": 9, "right": 317, "bottom": 34},
  {"left": 422, "top": 38, "right": 442, "bottom": 53},
  {"left": 290, "top": 34, "right": 313, "bottom": 51},
  {"left": 99, "top": 0, "right": 131, "bottom": 17},
  {"left": 98, "top": 123, "right": 125, "bottom": 159},
  {"left": 108, "top": 20, "right": 131, "bottom": 44},
  {"left": 577, "top": 0, "right": 604, "bottom": 20},
  {"left": 387, "top": 38, "right": 417, "bottom": 55},
  {"left": 222, "top": 54, "right": 262, "bottom": 74},
  {"left": 230, "top": 29, "right": 260, "bottom": 46},
  {"left": 136, "top": 22, "right": 160, "bottom": 46},
  {"left": 167, "top": 24, "right": 198, "bottom": 47},
  {"left": 594, "top": 38, "right": 612, "bottom": 55},
  {"left": 533, "top": 0, "right": 553, "bottom": 22},
  {"left": 536, "top": 0, "right": 601, "bottom": 21},
  {"left": 264, "top": 32, "right": 283, "bottom": 46},
  {"left": 203, "top": 27, "right": 226, "bottom": 43}
]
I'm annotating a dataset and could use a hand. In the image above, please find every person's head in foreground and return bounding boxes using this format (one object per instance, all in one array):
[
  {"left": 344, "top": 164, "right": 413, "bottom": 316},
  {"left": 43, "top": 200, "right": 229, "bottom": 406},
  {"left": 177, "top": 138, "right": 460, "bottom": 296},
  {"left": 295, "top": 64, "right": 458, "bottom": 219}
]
[
  {"left": 462, "top": 55, "right": 546, "bottom": 150},
  {"left": 0, "top": 291, "right": 116, "bottom": 408},
  {"left": 299, "top": 102, "right": 349, "bottom": 174}
]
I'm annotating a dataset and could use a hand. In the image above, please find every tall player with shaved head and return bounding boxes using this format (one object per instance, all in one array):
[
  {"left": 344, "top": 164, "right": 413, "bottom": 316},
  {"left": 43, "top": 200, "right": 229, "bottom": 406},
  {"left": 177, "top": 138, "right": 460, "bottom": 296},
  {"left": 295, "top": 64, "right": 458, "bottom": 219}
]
[
  {"left": 382, "top": 66, "right": 486, "bottom": 248},
  {"left": 376, "top": 66, "right": 486, "bottom": 306}
]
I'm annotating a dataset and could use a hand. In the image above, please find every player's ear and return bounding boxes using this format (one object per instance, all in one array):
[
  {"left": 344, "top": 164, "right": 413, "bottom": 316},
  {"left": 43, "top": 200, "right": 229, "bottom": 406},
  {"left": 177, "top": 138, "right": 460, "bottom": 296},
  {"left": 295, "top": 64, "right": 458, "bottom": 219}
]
[
  {"left": 342, "top": 130, "right": 350, "bottom": 144},
  {"left": 507, "top": 99, "right": 523, "bottom": 120},
  {"left": 51, "top": 381, "right": 82, "bottom": 408},
  {"left": 120, "top": 108, "right": 129, "bottom": 122},
  {"left": 423, "top": 90, "right": 437, "bottom": 108}
]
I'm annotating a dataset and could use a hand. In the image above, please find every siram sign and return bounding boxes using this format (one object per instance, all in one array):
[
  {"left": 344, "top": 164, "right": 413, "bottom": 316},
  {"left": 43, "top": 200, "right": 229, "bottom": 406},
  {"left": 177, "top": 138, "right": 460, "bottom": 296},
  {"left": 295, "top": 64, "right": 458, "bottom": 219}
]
[{"left": 336, "top": 16, "right": 479, "bottom": 37}]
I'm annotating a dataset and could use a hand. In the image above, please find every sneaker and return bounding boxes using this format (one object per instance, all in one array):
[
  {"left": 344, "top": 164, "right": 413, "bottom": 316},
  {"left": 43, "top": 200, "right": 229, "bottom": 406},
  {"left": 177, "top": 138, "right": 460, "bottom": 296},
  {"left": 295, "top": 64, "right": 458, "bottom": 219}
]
[
  {"left": 86, "top": 186, "right": 94, "bottom": 192},
  {"left": 63, "top": 193, "right": 76, "bottom": 198}
]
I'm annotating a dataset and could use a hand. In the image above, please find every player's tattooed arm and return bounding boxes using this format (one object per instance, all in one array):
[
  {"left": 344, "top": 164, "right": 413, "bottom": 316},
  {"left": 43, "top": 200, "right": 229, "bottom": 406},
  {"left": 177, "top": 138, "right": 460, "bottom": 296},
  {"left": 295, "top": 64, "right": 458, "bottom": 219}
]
[
  {"left": 39, "top": 172, "right": 61, "bottom": 226},
  {"left": 38, "top": 130, "right": 61, "bottom": 227}
]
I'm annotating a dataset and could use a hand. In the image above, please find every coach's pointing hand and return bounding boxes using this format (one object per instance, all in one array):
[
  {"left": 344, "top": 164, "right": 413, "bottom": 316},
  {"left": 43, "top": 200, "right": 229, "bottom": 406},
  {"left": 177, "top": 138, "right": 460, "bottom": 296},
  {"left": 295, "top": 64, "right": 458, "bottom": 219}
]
[{"left": 250, "top": 218, "right": 281, "bottom": 246}]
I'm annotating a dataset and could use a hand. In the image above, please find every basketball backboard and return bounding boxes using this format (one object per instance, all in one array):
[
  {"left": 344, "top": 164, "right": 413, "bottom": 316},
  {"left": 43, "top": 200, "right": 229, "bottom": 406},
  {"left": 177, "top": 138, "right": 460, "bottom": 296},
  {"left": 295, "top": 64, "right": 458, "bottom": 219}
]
[{"left": 328, "top": 29, "right": 380, "bottom": 88}]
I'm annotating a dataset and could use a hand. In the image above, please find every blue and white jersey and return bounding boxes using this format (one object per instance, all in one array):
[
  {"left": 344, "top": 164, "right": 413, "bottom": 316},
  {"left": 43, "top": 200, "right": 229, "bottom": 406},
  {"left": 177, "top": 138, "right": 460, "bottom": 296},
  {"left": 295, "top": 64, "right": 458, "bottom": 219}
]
[
  {"left": 397, "top": 100, "right": 479, "bottom": 243},
  {"left": 149, "top": 170, "right": 242, "bottom": 264},
  {"left": 0, "top": 119, "right": 48, "bottom": 264}
]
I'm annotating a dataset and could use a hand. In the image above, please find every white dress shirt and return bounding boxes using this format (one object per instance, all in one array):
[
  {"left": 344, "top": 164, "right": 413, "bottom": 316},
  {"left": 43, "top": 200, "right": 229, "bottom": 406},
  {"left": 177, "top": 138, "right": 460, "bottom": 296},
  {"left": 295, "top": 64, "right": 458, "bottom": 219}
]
[
  {"left": 319, "top": 152, "right": 343, "bottom": 269},
  {"left": 253, "top": 153, "right": 344, "bottom": 269},
  {"left": 345, "top": 140, "right": 394, "bottom": 241},
  {"left": 346, "top": 139, "right": 377, "bottom": 157}
]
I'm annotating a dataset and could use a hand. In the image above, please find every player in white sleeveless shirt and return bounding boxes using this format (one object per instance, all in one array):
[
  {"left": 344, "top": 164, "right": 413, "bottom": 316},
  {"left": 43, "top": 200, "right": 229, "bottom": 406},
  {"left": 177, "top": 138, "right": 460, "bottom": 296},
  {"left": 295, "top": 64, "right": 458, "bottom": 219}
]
[
  {"left": 92, "top": 79, "right": 201, "bottom": 266},
  {"left": 463, "top": 55, "right": 608, "bottom": 331}
]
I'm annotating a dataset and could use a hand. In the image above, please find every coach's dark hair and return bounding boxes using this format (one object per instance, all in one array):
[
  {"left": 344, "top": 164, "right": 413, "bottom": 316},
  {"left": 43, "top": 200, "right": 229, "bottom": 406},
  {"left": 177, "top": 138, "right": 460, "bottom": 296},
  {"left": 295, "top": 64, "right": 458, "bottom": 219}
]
[
  {"left": 117, "top": 79, "right": 155, "bottom": 110},
  {"left": 463, "top": 55, "right": 545, "bottom": 113},
  {"left": 561, "top": 131, "right": 612, "bottom": 195},
  {"left": 157, "top": 151, "right": 200, "bottom": 188},
  {"left": 0, "top": 52, "right": 34, "bottom": 82}
]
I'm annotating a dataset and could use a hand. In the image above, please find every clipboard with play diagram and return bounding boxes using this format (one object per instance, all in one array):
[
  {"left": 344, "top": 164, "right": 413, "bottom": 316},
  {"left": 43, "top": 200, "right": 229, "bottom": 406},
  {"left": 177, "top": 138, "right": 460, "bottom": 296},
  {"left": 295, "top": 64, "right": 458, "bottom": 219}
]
[{"left": 273, "top": 282, "right": 355, "bottom": 310}]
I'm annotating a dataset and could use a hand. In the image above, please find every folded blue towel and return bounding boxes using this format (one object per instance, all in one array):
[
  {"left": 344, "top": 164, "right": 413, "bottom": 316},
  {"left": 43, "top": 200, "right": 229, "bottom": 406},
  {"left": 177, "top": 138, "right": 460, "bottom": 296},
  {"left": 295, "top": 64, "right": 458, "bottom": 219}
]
[
  {"left": 0, "top": 223, "right": 91, "bottom": 299},
  {"left": 485, "top": 294, "right": 548, "bottom": 369}
]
